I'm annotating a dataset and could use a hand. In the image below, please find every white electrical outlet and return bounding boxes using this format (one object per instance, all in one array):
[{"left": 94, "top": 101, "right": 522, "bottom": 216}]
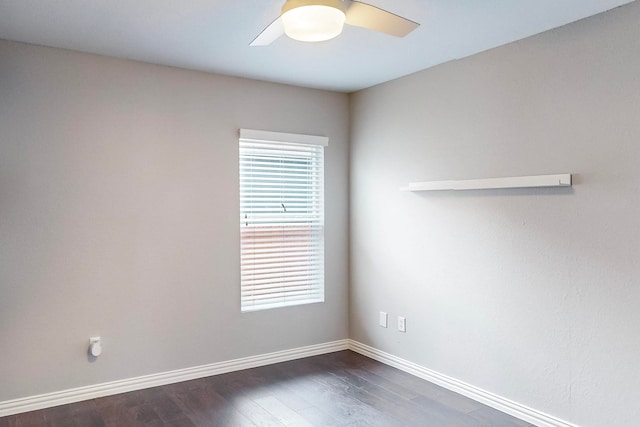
[
  {"left": 379, "top": 311, "right": 388, "bottom": 328},
  {"left": 89, "top": 336, "right": 102, "bottom": 357},
  {"left": 398, "top": 316, "right": 406, "bottom": 332}
]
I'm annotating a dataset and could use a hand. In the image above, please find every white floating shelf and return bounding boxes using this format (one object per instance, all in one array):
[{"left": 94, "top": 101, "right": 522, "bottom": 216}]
[{"left": 401, "top": 173, "right": 572, "bottom": 192}]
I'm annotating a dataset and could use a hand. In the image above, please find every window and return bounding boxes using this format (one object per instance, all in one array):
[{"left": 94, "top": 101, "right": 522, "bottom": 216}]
[{"left": 239, "top": 129, "right": 327, "bottom": 312}]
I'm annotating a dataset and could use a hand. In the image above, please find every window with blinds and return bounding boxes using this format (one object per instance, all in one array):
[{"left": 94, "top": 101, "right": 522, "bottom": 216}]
[{"left": 239, "top": 129, "right": 327, "bottom": 312}]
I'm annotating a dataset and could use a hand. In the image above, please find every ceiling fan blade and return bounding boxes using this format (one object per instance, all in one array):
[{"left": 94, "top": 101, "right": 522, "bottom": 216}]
[
  {"left": 250, "top": 16, "right": 284, "bottom": 46},
  {"left": 345, "top": 1, "right": 419, "bottom": 37}
]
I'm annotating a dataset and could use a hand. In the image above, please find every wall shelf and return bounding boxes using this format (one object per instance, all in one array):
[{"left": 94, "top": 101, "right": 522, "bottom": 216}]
[{"left": 400, "top": 173, "right": 572, "bottom": 192}]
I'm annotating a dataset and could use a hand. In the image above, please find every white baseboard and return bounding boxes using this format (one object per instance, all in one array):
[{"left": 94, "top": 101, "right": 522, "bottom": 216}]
[
  {"left": 348, "top": 340, "right": 577, "bottom": 427},
  {"left": 0, "top": 339, "right": 349, "bottom": 417},
  {"left": 0, "top": 338, "right": 578, "bottom": 427}
]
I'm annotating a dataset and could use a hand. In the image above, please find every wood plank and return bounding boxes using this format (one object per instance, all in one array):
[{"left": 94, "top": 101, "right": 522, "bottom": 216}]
[{"left": 3, "top": 350, "right": 533, "bottom": 426}]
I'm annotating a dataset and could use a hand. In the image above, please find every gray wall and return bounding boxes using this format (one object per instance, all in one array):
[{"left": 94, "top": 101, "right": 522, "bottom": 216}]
[
  {"left": 0, "top": 40, "right": 349, "bottom": 401},
  {"left": 349, "top": 3, "right": 640, "bottom": 427}
]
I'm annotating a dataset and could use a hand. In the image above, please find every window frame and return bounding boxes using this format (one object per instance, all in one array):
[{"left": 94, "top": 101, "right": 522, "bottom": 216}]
[{"left": 239, "top": 129, "right": 328, "bottom": 312}]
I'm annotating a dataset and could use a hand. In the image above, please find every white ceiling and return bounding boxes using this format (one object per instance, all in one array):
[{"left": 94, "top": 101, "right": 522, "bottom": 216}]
[{"left": 0, "top": 0, "right": 635, "bottom": 92}]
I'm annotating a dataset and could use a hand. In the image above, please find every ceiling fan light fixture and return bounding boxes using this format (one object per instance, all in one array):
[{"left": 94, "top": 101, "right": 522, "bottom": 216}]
[{"left": 281, "top": 0, "right": 346, "bottom": 42}]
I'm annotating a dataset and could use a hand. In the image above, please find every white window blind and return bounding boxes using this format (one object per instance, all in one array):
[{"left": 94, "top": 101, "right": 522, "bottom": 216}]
[{"left": 239, "top": 129, "right": 327, "bottom": 312}]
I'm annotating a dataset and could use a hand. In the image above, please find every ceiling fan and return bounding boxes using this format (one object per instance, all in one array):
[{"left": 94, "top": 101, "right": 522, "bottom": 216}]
[{"left": 250, "top": 0, "right": 420, "bottom": 46}]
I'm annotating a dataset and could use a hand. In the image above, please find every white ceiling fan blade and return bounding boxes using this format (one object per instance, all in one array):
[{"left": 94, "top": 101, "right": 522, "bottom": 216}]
[
  {"left": 250, "top": 17, "right": 284, "bottom": 46},
  {"left": 345, "top": 1, "right": 419, "bottom": 37}
]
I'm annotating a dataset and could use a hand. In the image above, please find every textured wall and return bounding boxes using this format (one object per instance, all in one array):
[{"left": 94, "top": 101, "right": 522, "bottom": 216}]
[
  {"left": 0, "top": 40, "right": 349, "bottom": 401},
  {"left": 349, "top": 3, "right": 640, "bottom": 427}
]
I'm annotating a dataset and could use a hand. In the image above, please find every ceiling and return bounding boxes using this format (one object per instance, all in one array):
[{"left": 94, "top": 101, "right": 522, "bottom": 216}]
[{"left": 0, "top": 0, "right": 635, "bottom": 92}]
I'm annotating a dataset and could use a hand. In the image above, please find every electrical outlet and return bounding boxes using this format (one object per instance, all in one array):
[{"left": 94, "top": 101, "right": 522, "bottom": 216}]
[
  {"left": 398, "top": 316, "right": 406, "bottom": 332},
  {"left": 89, "top": 336, "right": 102, "bottom": 357},
  {"left": 379, "top": 311, "right": 388, "bottom": 328}
]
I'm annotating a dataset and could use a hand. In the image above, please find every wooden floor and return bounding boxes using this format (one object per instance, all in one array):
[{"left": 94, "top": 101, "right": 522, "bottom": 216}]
[{"left": 0, "top": 350, "right": 534, "bottom": 426}]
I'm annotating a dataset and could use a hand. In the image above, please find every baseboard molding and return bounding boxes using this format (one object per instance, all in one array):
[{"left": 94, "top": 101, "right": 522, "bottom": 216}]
[
  {"left": 0, "top": 339, "right": 349, "bottom": 417},
  {"left": 348, "top": 340, "right": 577, "bottom": 427},
  {"left": 0, "top": 338, "right": 578, "bottom": 426}
]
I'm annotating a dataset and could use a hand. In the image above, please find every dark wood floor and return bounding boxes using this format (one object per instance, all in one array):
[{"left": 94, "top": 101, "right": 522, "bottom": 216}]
[{"left": 0, "top": 350, "right": 535, "bottom": 427}]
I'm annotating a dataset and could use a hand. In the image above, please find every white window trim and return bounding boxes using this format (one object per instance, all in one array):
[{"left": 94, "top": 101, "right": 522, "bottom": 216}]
[
  {"left": 239, "top": 128, "right": 328, "bottom": 313},
  {"left": 239, "top": 129, "right": 328, "bottom": 147}
]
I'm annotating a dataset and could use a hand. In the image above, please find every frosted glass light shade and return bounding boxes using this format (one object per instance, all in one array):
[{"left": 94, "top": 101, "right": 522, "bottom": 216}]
[{"left": 282, "top": 4, "right": 346, "bottom": 42}]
